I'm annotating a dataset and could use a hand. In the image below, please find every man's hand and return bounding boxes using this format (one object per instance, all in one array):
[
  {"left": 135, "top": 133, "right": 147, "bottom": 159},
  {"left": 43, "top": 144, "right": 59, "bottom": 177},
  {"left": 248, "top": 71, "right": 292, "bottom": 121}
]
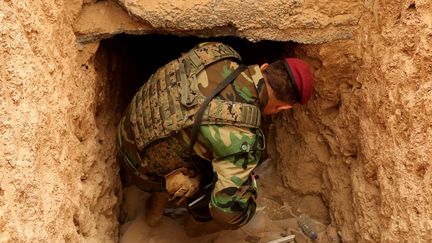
[{"left": 165, "top": 167, "right": 200, "bottom": 205}]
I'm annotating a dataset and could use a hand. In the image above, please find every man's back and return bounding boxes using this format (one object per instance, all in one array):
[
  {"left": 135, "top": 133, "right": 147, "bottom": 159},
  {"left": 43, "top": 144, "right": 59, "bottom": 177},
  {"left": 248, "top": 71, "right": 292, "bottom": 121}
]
[{"left": 117, "top": 42, "right": 266, "bottom": 230}]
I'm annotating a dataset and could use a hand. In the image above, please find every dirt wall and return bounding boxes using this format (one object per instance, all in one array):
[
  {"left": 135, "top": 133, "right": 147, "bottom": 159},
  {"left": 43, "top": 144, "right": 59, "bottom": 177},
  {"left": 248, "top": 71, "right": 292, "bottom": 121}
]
[
  {"left": 1, "top": 0, "right": 432, "bottom": 242},
  {"left": 271, "top": 0, "right": 432, "bottom": 242},
  {"left": 267, "top": 39, "right": 361, "bottom": 241},
  {"left": 354, "top": 0, "right": 432, "bottom": 241},
  {"left": 0, "top": 1, "right": 118, "bottom": 242}
]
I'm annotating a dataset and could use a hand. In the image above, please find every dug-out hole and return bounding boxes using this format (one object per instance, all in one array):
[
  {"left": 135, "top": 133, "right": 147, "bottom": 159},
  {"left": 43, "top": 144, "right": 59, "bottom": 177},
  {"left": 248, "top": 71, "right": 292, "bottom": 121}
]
[
  {"left": 93, "top": 34, "right": 321, "bottom": 239},
  {"left": 94, "top": 34, "right": 296, "bottom": 115}
]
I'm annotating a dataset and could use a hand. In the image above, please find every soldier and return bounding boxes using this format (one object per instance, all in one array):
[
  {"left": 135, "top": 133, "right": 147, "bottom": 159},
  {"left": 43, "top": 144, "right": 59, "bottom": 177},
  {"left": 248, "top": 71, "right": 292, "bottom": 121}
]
[{"left": 116, "top": 42, "right": 313, "bottom": 236}]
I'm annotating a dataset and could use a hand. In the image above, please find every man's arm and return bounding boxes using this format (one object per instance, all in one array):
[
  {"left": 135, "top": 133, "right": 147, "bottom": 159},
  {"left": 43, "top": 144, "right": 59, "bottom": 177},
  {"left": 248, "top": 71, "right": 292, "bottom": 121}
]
[{"left": 198, "top": 124, "right": 264, "bottom": 229}]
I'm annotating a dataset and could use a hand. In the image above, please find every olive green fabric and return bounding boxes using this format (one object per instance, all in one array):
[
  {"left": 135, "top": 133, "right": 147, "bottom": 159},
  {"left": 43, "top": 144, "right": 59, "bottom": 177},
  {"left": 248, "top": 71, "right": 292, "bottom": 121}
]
[{"left": 117, "top": 42, "right": 266, "bottom": 229}]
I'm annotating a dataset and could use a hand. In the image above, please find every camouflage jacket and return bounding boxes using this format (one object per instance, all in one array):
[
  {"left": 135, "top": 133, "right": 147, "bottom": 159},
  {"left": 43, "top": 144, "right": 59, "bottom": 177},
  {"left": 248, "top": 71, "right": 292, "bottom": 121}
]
[{"left": 117, "top": 43, "right": 267, "bottom": 229}]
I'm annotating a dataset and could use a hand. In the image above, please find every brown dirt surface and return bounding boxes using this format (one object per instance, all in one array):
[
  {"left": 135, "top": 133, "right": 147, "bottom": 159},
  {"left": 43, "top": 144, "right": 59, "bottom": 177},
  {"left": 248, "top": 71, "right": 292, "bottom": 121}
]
[
  {"left": 119, "top": 160, "right": 335, "bottom": 243},
  {"left": 1, "top": 1, "right": 118, "bottom": 242}
]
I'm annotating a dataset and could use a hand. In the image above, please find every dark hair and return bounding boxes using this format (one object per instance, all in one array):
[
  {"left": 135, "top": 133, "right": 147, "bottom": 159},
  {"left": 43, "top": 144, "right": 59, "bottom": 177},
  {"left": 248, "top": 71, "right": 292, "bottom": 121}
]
[{"left": 263, "top": 60, "right": 300, "bottom": 104}]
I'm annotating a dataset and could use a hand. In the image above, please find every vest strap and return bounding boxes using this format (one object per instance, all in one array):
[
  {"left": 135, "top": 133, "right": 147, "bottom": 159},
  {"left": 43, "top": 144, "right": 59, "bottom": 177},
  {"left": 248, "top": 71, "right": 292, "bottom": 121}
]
[
  {"left": 202, "top": 100, "right": 261, "bottom": 128},
  {"left": 187, "top": 64, "right": 248, "bottom": 158}
]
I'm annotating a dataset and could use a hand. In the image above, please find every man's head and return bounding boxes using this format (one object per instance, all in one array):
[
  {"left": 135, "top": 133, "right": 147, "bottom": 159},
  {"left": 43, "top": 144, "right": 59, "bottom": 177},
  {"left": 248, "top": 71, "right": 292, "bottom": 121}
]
[{"left": 261, "top": 58, "right": 314, "bottom": 115}]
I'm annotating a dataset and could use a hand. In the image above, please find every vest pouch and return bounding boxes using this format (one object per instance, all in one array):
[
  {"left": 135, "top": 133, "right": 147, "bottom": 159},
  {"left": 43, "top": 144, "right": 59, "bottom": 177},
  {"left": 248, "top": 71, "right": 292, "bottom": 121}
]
[{"left": 179, "top": 59, "right": 198, "bottom": 108}]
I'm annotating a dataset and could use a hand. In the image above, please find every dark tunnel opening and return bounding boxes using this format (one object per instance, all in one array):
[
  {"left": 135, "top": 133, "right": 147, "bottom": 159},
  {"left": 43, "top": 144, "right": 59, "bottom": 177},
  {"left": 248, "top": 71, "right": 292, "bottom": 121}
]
[{"left": 94, "top": 34, "right": 297, "bottom": 116}]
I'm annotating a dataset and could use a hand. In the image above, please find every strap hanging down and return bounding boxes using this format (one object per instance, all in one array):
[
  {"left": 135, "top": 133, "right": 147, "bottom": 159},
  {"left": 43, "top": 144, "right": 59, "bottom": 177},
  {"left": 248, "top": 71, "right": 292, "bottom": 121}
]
[{"left": 187, "top": 64, "right": 248, "bottom": 158}]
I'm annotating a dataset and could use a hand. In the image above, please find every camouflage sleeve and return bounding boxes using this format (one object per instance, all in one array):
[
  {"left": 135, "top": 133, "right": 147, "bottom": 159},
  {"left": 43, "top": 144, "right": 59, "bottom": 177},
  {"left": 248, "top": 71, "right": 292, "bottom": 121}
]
[{"left": 199, "top": 125, "right": 265, "bottom": 229}]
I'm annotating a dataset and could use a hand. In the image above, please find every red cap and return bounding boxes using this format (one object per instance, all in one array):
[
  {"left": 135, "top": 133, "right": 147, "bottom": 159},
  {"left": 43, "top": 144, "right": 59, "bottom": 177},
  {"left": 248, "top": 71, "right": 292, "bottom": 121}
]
[{"left": 285, "top": 58, "right": 314, "bottom": 104}]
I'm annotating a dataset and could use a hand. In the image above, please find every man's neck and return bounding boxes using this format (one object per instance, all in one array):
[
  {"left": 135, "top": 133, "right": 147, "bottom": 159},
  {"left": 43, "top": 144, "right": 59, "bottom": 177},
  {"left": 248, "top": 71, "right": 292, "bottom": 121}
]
[{"left": 257, "top": 77, "right": 269, "bottom": 111}]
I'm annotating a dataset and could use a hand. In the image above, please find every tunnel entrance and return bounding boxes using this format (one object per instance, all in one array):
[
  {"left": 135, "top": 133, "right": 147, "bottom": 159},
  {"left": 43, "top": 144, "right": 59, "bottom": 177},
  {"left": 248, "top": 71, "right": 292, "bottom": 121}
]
[
  {"left": 93, "top": 34, "right": 332, "bottom": 242},
  {"left": 94, "top": 34, "right": 295, "bottom": 116}
]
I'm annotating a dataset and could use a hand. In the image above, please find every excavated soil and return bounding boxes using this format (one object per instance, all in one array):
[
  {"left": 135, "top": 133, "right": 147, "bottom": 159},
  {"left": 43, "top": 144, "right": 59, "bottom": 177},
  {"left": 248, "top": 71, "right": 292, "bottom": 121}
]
[{"left": 1, "top": 0, "right": 432, "bottom": 242}]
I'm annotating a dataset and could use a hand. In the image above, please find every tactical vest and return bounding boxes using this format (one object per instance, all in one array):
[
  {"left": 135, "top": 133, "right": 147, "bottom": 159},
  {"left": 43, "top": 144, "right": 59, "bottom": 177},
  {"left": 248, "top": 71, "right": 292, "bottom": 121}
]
[{"left": 129, "top": 42, "right": 262, "bottom": 151}]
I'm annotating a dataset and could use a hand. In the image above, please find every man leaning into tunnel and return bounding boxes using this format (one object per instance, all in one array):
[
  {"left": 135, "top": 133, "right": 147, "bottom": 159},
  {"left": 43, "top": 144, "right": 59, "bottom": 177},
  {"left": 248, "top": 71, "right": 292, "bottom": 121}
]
[{"left": 116, "top": 42, "right": 314, "bottom": 236}]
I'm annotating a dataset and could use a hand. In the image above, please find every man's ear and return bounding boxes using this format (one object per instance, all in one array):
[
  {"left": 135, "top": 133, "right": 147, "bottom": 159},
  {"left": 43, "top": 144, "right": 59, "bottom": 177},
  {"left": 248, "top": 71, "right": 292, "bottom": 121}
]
[
  {"left": 276, "top": 104, "right": 293, "bottom": 112},
  {"left": 260, "top": 63, "right": 269, "bottom": 71}
]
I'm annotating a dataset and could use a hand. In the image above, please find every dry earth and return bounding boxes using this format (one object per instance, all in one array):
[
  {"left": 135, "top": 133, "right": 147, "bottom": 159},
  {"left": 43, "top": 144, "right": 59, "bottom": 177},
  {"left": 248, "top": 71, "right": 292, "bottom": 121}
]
[{"left": 1, "top": 0, "right": 431, "bottom": 242}]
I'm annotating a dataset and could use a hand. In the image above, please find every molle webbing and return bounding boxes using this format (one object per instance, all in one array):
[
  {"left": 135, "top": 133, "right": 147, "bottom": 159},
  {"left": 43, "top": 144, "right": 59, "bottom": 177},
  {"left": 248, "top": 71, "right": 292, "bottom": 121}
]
[
  {"left": 201, "top": 99, "right": 261, "bottom": 128},
  {"left": 181, "top": 42, "right": 242, "bottom": 77},
  {"left": 129, "top": 42, "right": 261, "bottom": 151}
]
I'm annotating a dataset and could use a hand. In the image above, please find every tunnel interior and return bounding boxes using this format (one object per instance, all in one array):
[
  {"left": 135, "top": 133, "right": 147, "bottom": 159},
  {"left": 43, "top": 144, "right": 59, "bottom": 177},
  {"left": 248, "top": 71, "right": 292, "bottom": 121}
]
[
  {"left": 93, "top": 34, "right": 331, "bottom": 242},
  {"left": 94, "top": 34, "right": 297, "bottom": 116}
]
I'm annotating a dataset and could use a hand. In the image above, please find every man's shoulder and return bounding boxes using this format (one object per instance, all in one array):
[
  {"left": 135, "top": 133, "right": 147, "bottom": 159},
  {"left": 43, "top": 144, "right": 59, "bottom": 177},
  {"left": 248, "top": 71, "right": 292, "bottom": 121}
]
[{"left": 198, "top": 61, "right": 260, "bottom": 106}]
